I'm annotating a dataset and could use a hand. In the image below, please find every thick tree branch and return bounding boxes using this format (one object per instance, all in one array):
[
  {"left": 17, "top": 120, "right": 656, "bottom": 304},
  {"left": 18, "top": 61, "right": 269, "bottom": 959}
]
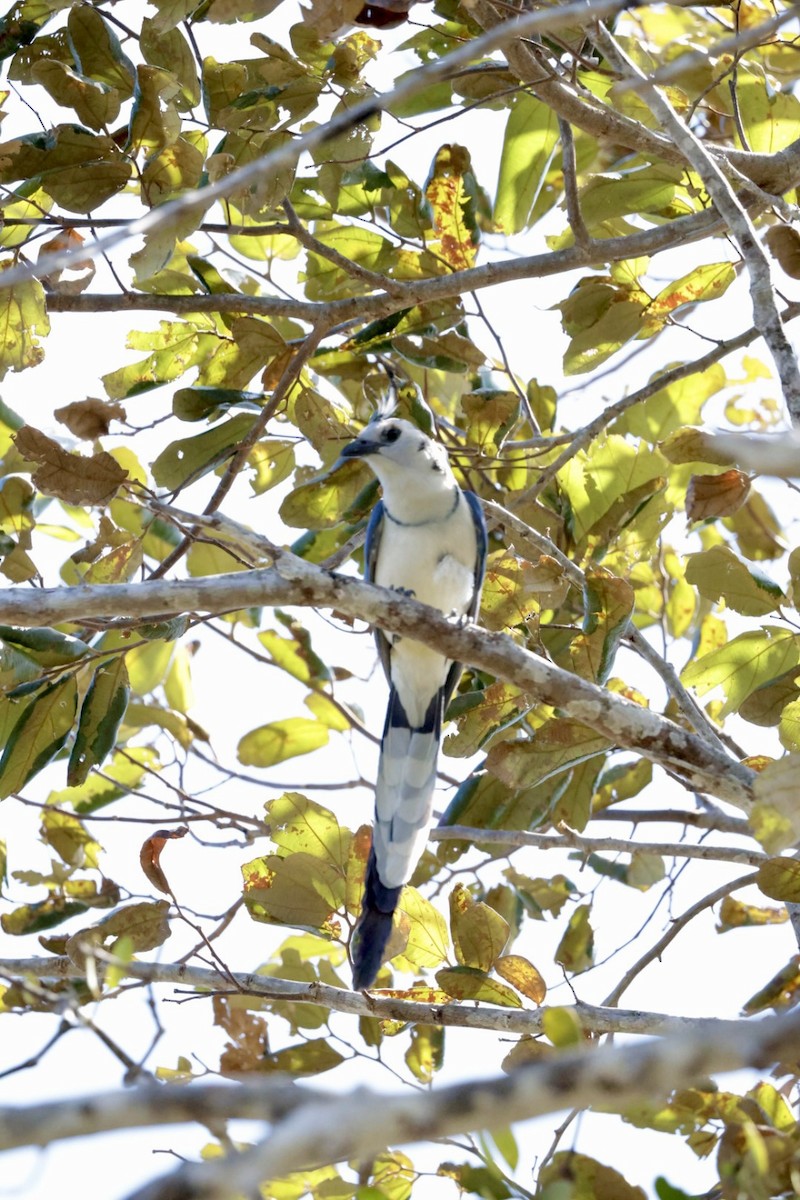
[
  {"left": 0, "top": 955, "right": 773, "bottom": 1072},
  {"left": 0, "top": 556, "right": 754, "bottom": 807},
  {"left": 3, "top": 1008, "right": 795, "bottom": 1196}
]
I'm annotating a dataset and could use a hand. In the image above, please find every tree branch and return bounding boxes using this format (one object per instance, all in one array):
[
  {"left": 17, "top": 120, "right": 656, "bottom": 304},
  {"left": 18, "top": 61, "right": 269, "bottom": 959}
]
[
  {"left": 430, "top": 825, "right": 767, "bottom": 866},
  {"left": 3, "top": 1007, "right": 794, "bottom": 1197},
  {"left": 44, "top": 208, "right": 722, "bottom": 326},
  {"left": 0, "top": 955, "right": 775, "bottom": 1074},
  {"left": 0, "top": 0, "right": 656, "bottom": 294},
  {"left": 0, "top": 554, "right": 755, "bottom": 808},
  {"left": 593, "top": 22, "right": 800, "bottom": 423}
]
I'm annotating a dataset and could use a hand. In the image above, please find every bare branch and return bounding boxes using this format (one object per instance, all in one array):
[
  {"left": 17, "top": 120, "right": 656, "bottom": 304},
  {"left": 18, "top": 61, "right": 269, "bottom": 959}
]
[{"left": 431, "top": 825, "right": 767, "bottom": 866}]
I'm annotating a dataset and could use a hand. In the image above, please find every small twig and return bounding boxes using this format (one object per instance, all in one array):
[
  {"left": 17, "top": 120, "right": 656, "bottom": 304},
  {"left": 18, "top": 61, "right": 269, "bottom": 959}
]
[
  {"left": 603, "top": 871, "right": 759, "bottom": 1007},
  {"left": 558, "top": 117, "right": 591, "bottom": 249}
]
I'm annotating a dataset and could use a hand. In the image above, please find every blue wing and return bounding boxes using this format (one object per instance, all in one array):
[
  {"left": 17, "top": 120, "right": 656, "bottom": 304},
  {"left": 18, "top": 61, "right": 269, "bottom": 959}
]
[{"left": 364, "top": 500, "right": 392, "bottom": 683}]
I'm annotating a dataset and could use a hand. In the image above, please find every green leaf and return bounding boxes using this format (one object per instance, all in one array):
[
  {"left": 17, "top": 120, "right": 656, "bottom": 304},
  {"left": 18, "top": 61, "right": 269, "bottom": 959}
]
[
  {"left": 449, "top": 883, "right": 509, "bottom": 972},
  {"left": 0, "top": 675, "right": 78, "bottom": 799},
  {"left": 558, "top": 435, "right": 668, "bottom": 544},
  {"left": 242, "top": 851, "right": 344, "bottom": 932},
  {"left": 682, "top": 627, "right": 800, "bottom": 718},
  {"left": 405, "top": 1023, "right": 444, "bottom": 1083},
  {"left": 263, "top": 1037, "right": 344, "bottom": 1076},
  {"left": 613, "top": 364, "right": 726, "bottom": 440},
  {"left": 238, "top": 717, "right": 329, "bottom": 767},
  {"left": 394, "top": 886, "right": 449, "bottom": 973},
  {"left": 41, "top": 809, "right": 101, "bottom": 868},
  {"left": 756, "top": 857, "right": 800, "bottom": 903},
  {"left": 102, "top": 321, "right": 211, "bottom": 399},
  {"left": 436, "top": 965, "right": 523, "bottom": 1007},
  {"left": 279, "top": 461, "right": 372, "bottom": 530},
  {"left": 265, "top": 793, "right": 350, "bottom": 868},
  {"left": 502, "top": 711, "right": 601, "bottom": 785},
  {"left": 0, "top": 624, "right": 90, "bottom": 666},
  {"left": 494, "top": 94, "right": 558, "bottom": 234},
  {"left": 151, "top": 413, "right": 257, "bottom": 490},
  {"left": 542, "top": 1006, "right": 583, "bottom": 1047},
  {"left": 1, "top": 889, "right": 115, "bottom": 936},
  {"left": 67, "top": 6, "right": 135, "bottom": 96},
  {"left": 571, "top": 568, "right": 634, "bottom": 684},
  {"left": 579, "top": 167, "right": 678, "bottom": 226},
  {"left": 48, "top": 747, "right": 160, "bottom": 813},
  {"left": 31, "top": 60, "right": 121, "bottom": 132},
  {"left": 554, "top": 903, "right": 594, "bottom": 973},
  {"left": 685, "top": 546, "right": 785, "bottom": 616},
  {"left": 539, "top": 1153, "right": 647, "bottom": 1200},
  {"left": 0, "top": 264, "right": 49, "bottom": 379},
  {"left": 84, "top": 899, "right": 171, "bottom": 953}
]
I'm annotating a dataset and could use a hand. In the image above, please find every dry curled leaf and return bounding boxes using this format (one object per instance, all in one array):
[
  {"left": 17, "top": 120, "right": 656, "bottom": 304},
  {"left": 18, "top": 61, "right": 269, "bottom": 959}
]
[
  {"left": 37, "top": 227, "right": 96, "bottom": 294},
  {"left": 765, "top": 224, "right": 800, "bottom": 279},
  {"left": 55, "top": 398, "right": 126, "bottom": 439},
  {"left": 139, "top": 826, "right": 188, "bottom": 896},
  {"left": 301, "top": 0, "right": 364, "bottom": 37},
  {"left": 14, "top": 425, "right": 128, "bottom": 505},
  {"left": 686, "top": 470, "right": 751, "bottom": 521}
]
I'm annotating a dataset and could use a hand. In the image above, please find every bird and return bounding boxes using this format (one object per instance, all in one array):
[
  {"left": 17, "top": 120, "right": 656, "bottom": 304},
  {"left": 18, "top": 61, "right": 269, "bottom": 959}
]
[{"left": 338, "top": 415, "right": 487, "bottom": 989}]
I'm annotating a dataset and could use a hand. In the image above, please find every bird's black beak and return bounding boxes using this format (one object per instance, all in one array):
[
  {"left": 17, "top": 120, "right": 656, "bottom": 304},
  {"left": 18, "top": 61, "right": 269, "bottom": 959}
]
[{"left": 338, "top": 436, "right": 378, "bottom": 461}]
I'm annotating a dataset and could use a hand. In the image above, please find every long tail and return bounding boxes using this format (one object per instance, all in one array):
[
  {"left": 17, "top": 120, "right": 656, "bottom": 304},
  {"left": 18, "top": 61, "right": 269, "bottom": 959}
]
[{"left": 351, "top": 686, "right": 442, "bottom": 989}]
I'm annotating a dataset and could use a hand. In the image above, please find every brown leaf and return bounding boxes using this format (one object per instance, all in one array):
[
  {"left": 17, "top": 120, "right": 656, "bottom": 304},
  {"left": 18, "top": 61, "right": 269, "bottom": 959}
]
[
  {"left": 765, "top": 225, "right": 800, "bottom": 279},
  {"left": 55, "top": 398, "right": 126, "bottom": 439},
  {"left": 355, "top": 1, "right": 414, "bottom": 27},
  {"left": 213, "top": 995, "right": 268, "bottom": 1074},
  {"left": 37, "top": 227, "right": 96, "bottom": 293},
  {"left": 14, "top": 425, "right": 128, "bottom": 505},
  {"left": 301, "top": 0, "right": 364, "bottom": 38},
  {"left": 140, "top": 826, "right": 188, "bottom": 896},
  {"left": 686, "top": 470, "right": 751, "bottom": 521}
]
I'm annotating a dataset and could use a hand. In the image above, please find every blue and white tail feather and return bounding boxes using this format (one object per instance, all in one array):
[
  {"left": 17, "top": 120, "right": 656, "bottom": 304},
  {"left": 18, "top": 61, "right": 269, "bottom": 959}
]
[{"left": 338, "top": 418, "right": 487, "bottom": 989}]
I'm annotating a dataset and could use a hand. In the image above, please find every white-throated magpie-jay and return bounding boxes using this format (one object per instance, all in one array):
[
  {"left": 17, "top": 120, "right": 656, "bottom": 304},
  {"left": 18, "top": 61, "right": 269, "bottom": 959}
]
[{"left": 339, "top": 417, "right": 487, "bottom": 989}]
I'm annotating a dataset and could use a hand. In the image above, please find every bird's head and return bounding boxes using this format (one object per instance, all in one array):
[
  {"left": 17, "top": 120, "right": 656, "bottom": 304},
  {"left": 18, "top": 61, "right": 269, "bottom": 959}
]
[{"left": 338, "top": 418, "right": 450, "bottom": 484}]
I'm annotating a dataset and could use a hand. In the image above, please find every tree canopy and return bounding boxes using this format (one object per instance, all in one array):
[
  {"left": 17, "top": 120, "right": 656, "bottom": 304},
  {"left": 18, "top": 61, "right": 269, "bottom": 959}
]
[{"left": 2, "top": 0, "right": 800, "bottom": 1198}]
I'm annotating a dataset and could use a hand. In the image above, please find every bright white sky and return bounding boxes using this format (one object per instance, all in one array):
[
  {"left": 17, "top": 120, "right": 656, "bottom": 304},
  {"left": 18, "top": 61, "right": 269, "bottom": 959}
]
[{"left": 1, "top": 3, "right": 800, "bottom": 1199}]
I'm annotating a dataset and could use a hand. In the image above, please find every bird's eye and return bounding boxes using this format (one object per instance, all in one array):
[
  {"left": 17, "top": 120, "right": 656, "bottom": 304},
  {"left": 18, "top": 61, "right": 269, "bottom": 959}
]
[{"left": 382, "top": 426, "right": 401, "bottom": 443}]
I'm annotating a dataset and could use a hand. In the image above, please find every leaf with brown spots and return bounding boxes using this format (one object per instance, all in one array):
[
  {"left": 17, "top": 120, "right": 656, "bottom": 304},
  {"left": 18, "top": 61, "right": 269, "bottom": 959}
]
[
  {"left": 495, "top": 954, "right": 547, "bottom": 1004},
  {"left": 14, "top": 426, "right": 128, "bottom": 505},
  {"left": 425, "top": 144, "right": 480, "bottom": 271}
]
